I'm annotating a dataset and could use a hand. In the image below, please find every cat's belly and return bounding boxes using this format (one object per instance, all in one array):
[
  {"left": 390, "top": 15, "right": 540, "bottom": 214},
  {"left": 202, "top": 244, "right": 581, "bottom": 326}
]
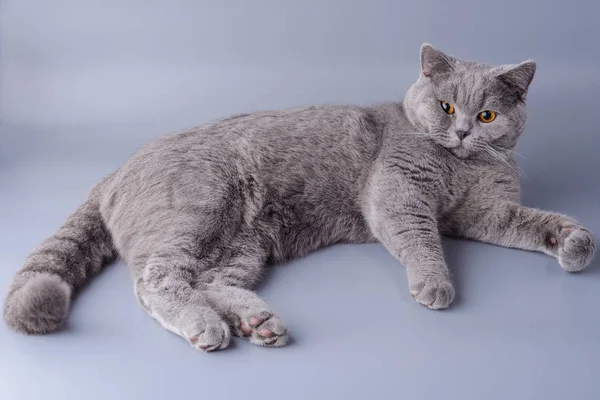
[{"left": 265, "top": 205, "right": 377, "bottom": 264}]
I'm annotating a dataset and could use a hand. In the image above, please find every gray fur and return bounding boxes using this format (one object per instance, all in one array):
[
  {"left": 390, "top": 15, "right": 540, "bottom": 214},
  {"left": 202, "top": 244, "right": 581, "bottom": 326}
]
[{"left": 4, "top": 44, "right": 595, "bottom": 351}]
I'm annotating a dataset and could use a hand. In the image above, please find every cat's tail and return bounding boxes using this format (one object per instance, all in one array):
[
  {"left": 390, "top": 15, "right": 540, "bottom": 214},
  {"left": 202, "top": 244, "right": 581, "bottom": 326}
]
[{"left": 3, "top": 196, "right": 116, "bottom": 334}]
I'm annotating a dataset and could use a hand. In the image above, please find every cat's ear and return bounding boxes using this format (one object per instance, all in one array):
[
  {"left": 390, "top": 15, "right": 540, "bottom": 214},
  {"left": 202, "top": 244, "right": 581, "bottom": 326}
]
[
  {"left": 495, "top": 60, "right": 536, "bottom": 99},
  {"left": 420, "top": 43, "right": 455, "bottom": 77}
]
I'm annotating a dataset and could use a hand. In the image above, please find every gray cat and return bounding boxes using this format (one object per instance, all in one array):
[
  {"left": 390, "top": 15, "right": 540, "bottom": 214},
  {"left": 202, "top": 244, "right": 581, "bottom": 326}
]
[{"left": 4, "top": 44, "right": 595, "bottom": 352}]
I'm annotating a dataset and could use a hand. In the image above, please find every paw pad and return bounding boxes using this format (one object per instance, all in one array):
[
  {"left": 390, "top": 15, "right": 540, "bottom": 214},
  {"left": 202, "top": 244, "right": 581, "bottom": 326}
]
[
  {"left": 234, "top": 312, "right": 288, "bottom": 347},
  {"left": 239, "top": 321, "right": 252, "bottom": 337},
  {"left": 260, "top": 328, "right": 275, "bottom": 338}
]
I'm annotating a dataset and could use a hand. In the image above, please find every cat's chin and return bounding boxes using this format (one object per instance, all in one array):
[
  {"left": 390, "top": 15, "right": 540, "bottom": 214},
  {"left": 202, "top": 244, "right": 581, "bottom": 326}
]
[{"left": 446, "top": 146, "right": 472, "bottom": 159}]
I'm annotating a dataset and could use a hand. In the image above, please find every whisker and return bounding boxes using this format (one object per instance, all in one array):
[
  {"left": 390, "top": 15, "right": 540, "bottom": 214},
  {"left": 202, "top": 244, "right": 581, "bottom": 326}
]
[
  {"left": 408, "top": 132, "right": 435, "bottom": 136},
  {"left": 470, "top": 139, "right": 488, "bottom": 152},
  {"left": 491, "top": 144, "right": 526, "bottom": 159},
  {"left": 485, "top": 145, "right": 529, "bottom": 180},
  {"left": 484, "top": 147, "right": 513, "bottom": 173}
]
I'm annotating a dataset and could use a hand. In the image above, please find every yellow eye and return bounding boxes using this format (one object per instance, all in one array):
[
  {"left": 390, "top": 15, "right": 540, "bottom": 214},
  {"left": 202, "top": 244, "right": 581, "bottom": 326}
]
[
  {"left": 478, "top": 110, "right": 496, "bottom": 123},
  {"left": 440, "top": 101, "right": 455, "bottom": 115}
]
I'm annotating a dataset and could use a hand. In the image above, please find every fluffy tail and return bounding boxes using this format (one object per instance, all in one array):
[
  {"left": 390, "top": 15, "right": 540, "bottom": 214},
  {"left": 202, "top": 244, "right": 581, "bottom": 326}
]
[{"left": 4, "top": 197, "right": 116, "bottom": 334}]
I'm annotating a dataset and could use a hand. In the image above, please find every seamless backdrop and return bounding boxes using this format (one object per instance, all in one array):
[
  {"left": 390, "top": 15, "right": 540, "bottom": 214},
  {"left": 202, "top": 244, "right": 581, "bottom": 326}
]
[{"left": 1, "top": 1, "right": 599, "bottom": 399}]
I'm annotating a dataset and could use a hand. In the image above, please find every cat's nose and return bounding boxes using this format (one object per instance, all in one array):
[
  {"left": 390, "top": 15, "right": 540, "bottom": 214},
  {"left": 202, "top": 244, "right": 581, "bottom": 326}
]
[{"left": 455, "top": 130, "right": 470, "bottom": 140}]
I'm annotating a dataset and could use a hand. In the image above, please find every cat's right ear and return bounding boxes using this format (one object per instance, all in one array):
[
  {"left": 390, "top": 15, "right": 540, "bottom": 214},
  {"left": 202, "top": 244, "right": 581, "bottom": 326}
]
[
  {"left": 420, "top": 43, "right": 455, "bottom": 78},
  {"left": 495, "top": 60, "right": 537, "bottom": 100}
]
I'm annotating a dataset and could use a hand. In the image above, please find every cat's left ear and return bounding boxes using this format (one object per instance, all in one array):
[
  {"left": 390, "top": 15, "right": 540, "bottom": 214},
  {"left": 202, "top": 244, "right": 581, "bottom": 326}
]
[
  {"left": 420, "top": 43, "right": 455, "bottom": 77},
  {"left": 495, "top": 60, "right": 536, "bottom": 99}
]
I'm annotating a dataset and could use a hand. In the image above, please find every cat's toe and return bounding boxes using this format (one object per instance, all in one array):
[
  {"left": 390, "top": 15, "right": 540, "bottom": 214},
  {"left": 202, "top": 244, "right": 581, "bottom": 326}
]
[
  {"left": 410, "top": 277, "right": 455, "bottom": 310},
  {"left": 234, "top": 312, "right": 288, "bottom": 347},
  {"left": 558, "top": 227, "right": 595, "bottom": 272},
  {"left": 188, "top": 321, "right": 231, "bottom": 352},
  {"left": 249, "top": 315, "right": 288, "bottom": 347}
]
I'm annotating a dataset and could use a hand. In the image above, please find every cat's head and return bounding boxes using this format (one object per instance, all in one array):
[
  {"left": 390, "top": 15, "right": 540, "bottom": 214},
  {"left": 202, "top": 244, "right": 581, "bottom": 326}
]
[{"left": 404, "top": 44, "right": 536, "bottom": 159}]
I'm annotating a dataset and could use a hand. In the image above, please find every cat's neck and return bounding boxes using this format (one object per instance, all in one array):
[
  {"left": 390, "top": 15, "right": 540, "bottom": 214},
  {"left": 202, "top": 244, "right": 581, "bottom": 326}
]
[{"left": 368, "top": 101, "right": 418, "bottom": 134}]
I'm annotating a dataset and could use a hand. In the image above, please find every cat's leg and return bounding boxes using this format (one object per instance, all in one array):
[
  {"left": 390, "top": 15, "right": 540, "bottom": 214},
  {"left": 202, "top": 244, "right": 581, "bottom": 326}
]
[
  {"left": 445, "top": 200, "right": 595, "bottom": 272},
  {"left": 134, "top": 249, "right": 231, "bottom": 352},
  {"left": 201, "top": 229, "right": 289, "bottom": 347},
  {"left": 365, "top": 180, "right": 454, "bottom": 310}
]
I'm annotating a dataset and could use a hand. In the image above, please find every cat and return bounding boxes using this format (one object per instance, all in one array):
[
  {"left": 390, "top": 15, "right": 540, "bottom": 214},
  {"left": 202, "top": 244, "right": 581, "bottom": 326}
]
[{"left": 4, "top": 44, "right": 595, "bottom": 352}]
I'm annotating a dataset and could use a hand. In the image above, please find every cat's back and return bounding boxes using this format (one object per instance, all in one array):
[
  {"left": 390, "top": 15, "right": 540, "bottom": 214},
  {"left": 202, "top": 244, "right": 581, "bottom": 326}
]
[
  {"left": 99, "top": 104, "right": 385, "bottom": 206},
  {"left": 108, "top": 104, "right": 383, "bottom": 188},
  {"left": 127, "top": 104, "right": 379, "bottom": 160}
]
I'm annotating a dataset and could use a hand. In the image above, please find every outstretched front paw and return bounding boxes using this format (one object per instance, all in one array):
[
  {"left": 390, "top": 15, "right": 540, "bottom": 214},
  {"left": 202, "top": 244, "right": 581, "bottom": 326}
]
[
  {"left": 409, "top": 275, "right": 455, "bottom": 310},
  {"left": 554, "top": 226, "right": 596, "bottom": 272}
]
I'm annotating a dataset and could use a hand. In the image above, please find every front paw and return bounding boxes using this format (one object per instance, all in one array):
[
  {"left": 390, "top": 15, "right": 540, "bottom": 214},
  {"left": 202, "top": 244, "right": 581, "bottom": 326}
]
[
  {"left": 557, "top": 227, "right": 596, "bottom": 272},
  {"left": 409, "top": 275, "right": 455, "bottom": 310}
]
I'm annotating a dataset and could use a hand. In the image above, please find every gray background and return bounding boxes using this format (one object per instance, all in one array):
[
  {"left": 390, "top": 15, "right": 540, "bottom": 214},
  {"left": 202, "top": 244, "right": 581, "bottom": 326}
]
[{"left": 1, "top": 1, "right": 599, "bottom": 399}]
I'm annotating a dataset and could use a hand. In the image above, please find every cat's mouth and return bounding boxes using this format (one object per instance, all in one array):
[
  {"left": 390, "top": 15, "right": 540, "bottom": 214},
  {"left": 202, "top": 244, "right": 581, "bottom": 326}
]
[
  {"left": 433, "top": 134, "right": 473, "bottom": 159},
  {"left": 445, "top": 144, "right": 472, "bottom": 159}
]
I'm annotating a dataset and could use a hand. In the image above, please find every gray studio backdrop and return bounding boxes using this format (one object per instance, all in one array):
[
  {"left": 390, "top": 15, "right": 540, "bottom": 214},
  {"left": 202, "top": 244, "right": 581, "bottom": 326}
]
[
  {"left": 1, "top": 1, "right": 599, "bottom": 400},
  {"left": 2, "top": 0, "right": 599, "bottom": 189}
]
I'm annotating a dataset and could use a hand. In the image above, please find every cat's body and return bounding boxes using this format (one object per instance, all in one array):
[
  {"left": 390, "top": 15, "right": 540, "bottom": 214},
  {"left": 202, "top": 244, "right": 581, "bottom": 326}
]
[{"left": 4, "top": 45, "right": 595, "bottom": 351}]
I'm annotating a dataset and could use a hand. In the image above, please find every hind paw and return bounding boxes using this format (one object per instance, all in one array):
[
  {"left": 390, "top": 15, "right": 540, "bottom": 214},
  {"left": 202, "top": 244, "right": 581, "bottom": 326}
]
[
  {"left": 179, "top": 307, "right": 231, "bottom": 352},
  {"left": 186, "top": 320, "right": 231, "bottom": 352},
  {"left": 203, "top": 284, "right": 290, "bottom": 348},
  {"left": 234, "top": 311, "right": 288, "bottom": 347}
]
